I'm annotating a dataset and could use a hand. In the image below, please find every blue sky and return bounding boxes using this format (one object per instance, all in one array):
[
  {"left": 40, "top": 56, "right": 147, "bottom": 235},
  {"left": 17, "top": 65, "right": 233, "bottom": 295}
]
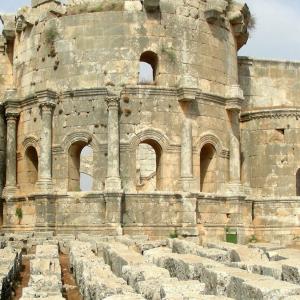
[{"left": 0, "top": 0, "right": 300, "bottom": 61}]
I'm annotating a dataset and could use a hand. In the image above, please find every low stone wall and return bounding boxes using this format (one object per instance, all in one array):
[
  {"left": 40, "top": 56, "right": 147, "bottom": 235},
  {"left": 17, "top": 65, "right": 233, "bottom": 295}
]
[{"left": 2, "top": 192, "right": 300, "bottom": 244}]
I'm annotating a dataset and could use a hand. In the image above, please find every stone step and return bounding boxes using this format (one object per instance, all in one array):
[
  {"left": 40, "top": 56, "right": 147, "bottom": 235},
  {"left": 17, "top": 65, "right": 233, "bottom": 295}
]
[{"left": 144, "top": 247, "right": 300, "bottom": 299}]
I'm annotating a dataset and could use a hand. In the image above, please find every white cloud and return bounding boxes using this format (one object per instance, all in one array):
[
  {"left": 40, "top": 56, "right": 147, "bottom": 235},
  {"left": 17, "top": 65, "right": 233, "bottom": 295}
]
[{"left": 239, "top": 0, "right": 300, "bottom": 61}]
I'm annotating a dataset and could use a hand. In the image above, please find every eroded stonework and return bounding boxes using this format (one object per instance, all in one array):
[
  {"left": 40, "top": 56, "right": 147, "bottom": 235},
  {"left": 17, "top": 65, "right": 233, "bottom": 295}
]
[{"left": 0, "top": 0, "right": 298, "bottom": 245}]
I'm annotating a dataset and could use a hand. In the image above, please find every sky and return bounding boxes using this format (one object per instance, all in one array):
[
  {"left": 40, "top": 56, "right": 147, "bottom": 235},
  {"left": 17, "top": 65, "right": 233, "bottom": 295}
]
[{"left": 0, "top": 0, "right": 300, "bottom": 61}]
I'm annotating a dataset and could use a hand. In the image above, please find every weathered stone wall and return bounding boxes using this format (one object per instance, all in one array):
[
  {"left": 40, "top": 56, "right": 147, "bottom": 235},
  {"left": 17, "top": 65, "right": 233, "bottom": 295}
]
[
  {"left": 239, "top": 57, "right": 300, "bottom": 109},
  {"left": 239, "top": 57, "right": 300, "bottom": 197},
  {"left": 239, "top": 57, "right": 300, "bottom": 243},
  {"left": 13, "top": 0, "right": 239, "bottom": 97},
  {"left": 0, "top": 0, "right": 260, "bottom": 242}
]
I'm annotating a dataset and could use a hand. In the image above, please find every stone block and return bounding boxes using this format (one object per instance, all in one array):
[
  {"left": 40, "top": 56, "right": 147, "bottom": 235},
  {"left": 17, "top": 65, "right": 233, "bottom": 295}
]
[
  {"left": 282, "top": 260, "right": 300, "bottom": 285},
  {"left": 122, "top": 263, "right": 170, "bottom": 290},
  {"left": 103, "top": 243, "right": 145, "bottom": 277},
  {"left": 160, "top": 280, "right": 206, "bottom": 299},
  {"left": 36, "top": 245, "right": 59, "bottom": 259}
]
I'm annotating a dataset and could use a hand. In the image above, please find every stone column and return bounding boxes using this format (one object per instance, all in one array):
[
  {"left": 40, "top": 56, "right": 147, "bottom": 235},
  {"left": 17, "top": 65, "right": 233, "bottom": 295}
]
[
  {"left": 229, "top": 109, "right": 241, "bottom": 184},
  {"left": 0, "top": 106, "right": 5, "bottom": 196},
  {"left": 36, "top": 102, "right": 55, "bottom": 192},
  {"left": 180, "top": 118, "right": 195, "bottom": 191},
  {"left": 3, "top": 112, "right": 19, "bottom": 198},
  {"left": 105, "top": 96, "right": 122, "bottom": 191}
]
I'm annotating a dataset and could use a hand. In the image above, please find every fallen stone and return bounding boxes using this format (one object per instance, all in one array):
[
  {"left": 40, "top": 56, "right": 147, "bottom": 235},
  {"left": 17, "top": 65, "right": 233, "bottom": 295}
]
[{"left": 122, "top": 263, "right": 170, "bottom": 290}]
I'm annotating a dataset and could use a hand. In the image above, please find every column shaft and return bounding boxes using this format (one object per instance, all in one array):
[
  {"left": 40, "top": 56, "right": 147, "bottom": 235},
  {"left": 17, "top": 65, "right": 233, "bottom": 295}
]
[
  {"left": 3, "top": 113, "right": 18, "bottom": 197},
  {"left": 229, "top": 110, "right": 241, "bottom": 184},
  {"left": 105, "top": 96, "right": 121, "bottom": 191},
  {"left": 180, "top": 117, "right": 196, "bottom": 192},
  {"left": 181, "top": 118, "right": 193, "bottom": 178},
  {"left": 0, "top": 107, "right": 5, "bottom": 194},
  {"left": 37, "top": 103, "right": 55, "bottom": 192}
]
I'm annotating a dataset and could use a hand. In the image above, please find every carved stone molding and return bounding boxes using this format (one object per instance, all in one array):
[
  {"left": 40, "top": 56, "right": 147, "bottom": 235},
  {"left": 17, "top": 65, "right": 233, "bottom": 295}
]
[{"left": 241, "top": 108, "right": 300, "bottom": 122}]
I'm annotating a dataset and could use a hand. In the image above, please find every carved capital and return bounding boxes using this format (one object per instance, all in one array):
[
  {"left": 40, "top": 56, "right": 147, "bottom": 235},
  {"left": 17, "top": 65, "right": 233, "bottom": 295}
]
[
  {"left": 39, "top": 101, "right": 56, "bottom": 113},
  {"left": 5, "top": 112, "right": 19, "bottom": 122},
  {"left": 105, "top": 96, "right": 120, "bottom": 110}
]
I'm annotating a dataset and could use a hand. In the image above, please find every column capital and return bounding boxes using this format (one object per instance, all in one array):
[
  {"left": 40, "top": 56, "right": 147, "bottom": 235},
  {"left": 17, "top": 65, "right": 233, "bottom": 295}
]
[
  {"left": 39, "top": 101, "right": 56, "bottom": 112},
  {"left": 5, "top": 112, "right": 19, "bottom": 121},
  {"left": 105, "top": 96, "right": 120, "bottom": 110}
]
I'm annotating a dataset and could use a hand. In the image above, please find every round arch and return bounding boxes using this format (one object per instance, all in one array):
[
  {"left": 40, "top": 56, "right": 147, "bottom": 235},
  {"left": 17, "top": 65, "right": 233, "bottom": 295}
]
[
  {"left": 129, "top": 128, "right": 170, "bottom": 152},
  {"left": 195, "top": 132, "right": 224, "bottom": 156},
  {"left": 61, "top": 131, "right": 100, "bottom": 154}
]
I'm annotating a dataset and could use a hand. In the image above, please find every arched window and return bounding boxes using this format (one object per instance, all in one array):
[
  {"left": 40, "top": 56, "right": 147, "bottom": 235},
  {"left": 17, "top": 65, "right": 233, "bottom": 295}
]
[
  {"left": 200, "top": 144, "right": 217, "bottom": 193},
  {"left": 296, "top": 169, "right": 300, "bottom": 196},
  {"left": 25, "top": 146, "right": 38, "bottom": 187},
  {"left": 68, "top": 142, "right": 93, "bottom": 192},
  {"left": 136, "top": 140, "right": 162, "bottom": 191},
  {"left": 139, "top": 51, "right": 158, "bottom": 84}
]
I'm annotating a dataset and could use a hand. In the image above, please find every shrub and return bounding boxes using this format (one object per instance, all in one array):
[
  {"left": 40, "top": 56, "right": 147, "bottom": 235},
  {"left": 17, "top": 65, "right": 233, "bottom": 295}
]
[
  {"left": 44, "top": 25, "right": 59, "bottom": 44},
  {"left": 15, "top": 207, "right": 23, "bottom": 224},
  {"left": 169, "top": 229, "right": 178, "bottom": 239}
]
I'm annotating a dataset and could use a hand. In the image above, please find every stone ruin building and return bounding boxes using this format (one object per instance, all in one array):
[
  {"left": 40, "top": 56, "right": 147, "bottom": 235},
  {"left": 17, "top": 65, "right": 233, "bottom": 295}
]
[{"left": 0, "top": 0, "right": 299, "bottom": 246}]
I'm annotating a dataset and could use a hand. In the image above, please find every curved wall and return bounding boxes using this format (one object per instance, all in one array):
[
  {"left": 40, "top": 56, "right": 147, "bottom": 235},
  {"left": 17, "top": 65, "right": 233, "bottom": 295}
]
[{"left": 13, "top": 0, "right": 238, "bottom": 97}]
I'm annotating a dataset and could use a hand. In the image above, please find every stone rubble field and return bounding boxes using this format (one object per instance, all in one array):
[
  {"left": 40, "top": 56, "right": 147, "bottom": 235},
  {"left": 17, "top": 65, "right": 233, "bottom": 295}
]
[{"left": 1, "top": 232, "right": 300, "bottom": 299}]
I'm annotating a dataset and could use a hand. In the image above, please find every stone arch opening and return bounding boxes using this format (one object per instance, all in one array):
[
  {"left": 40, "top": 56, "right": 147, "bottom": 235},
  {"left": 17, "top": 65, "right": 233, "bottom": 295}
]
[
  {"left": 136, "top": 139, "right": 162, "bottom": 191},
  {"left": 296, "top": 169, "right": 300, "bottom": 196},
  {"left": 200, "top": 143, "right": 217, "bottom": 193},
  {"left": 68, "top": 142, "right": 93, "bottom": 191},
  {"left": 25, "top": 146, "right": 39, "bottom": 189},
  {"left": 139, "top": 51, "right": 158, "bottom": 84}
]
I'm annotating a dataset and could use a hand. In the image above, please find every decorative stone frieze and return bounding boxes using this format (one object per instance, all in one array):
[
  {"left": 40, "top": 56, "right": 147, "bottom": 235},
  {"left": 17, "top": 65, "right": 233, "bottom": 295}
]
[{"left": 241, "top": 108, "right": 300, "bottom": 122}]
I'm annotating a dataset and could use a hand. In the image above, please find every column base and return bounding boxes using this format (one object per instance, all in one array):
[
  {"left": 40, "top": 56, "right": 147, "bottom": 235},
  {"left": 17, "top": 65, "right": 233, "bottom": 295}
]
[
  {"left": 180, "top": 177, "right": 197, "bottom": 192},
  {"left": 226, "top": 182, "right": 245, "bottom": 196},
  {"left": 2, "top": 185, "right": 18, "bottom": 199},
  {"left": 105, "top": 177, "right": 122, "bottom": 192},
  {"left": 36, "top": 180, "right": 53, "bottom": 194}
]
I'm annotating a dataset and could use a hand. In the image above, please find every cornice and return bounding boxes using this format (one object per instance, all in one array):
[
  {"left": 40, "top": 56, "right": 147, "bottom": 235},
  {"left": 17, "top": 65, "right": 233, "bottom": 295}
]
[
  {"left": 2, "top": 87, "right": 243, "bottom": 111},
  {"left": 62, "top": 88, "right": 108, "bottom": 98},
  {"left": 241, "top": 108, "right": 300, "bottom": 122}
]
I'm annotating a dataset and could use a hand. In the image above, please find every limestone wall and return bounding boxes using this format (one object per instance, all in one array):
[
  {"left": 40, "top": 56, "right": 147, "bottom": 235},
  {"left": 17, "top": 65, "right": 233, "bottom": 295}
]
[
  {"left": 239, "top": 57, "right": 300, "bottom": 109},
  {"left": 239, "top": 57, "right": 300, "bottom": 197},
  {"left": 11, "top": 0, "right": 240, "bottom": 98}
]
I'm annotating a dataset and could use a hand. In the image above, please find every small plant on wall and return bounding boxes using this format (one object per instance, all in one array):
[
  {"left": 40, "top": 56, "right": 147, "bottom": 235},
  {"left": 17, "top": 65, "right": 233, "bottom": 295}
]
[
  {"left": 44, "top": 24, "right": 59, "bottom": 57},
  {"left": 15, "top": 206, "right": 23, "bottom": 225}
]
